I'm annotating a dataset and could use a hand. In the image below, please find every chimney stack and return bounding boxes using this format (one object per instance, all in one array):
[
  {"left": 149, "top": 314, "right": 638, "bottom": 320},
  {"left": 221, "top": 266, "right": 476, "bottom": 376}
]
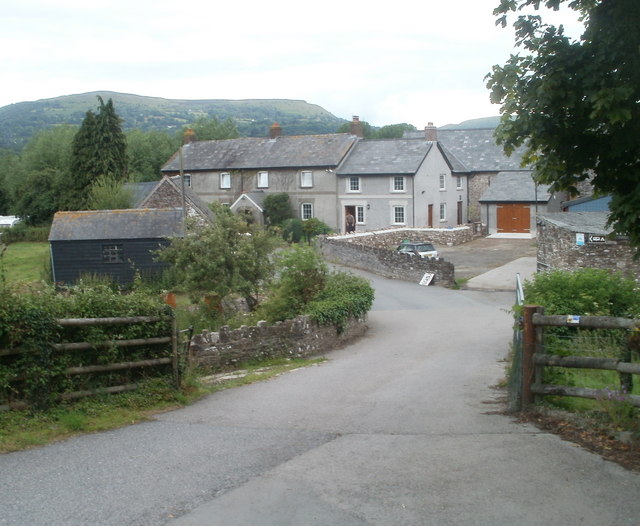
[
  {"left": 269, "top": 122, "right": 282, "bottom": 139},
  {"left": 424, "top": 122, "right": 437, "bottom": 141},
  {"left": 350, "top": 115, "right": 364, "bottom": 138},
  {"left": 183, "top": 128, "right": 197, "bottom": 144}
]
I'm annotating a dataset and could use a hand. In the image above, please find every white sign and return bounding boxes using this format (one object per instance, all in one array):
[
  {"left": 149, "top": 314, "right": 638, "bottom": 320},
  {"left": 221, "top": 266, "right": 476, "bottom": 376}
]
[
  {"left": 576, "top": 233, "right": 585, "bottom": 246},
  {"left": 419, "top": 273, "right": 434, "bottom": 286}
]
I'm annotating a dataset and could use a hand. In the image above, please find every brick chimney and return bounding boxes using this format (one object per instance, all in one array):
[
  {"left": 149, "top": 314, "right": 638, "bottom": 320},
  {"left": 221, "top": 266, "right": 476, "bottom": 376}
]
[
  {"left": 350, "top": 116, "right": 364, "bottom": 138},
  {"left": 424, "top": 122, "right": 437, "bottom": 141},
  {"left": 183, "top": 128, "right": 197, "bottom": 144},
  {"left": 269, "top": 122, "right": 282, "bottom": 138}
]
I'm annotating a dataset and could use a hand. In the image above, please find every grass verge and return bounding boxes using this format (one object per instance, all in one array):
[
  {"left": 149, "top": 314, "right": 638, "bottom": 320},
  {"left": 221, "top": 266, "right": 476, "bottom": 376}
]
[
  {"left": 0, "top": 242, "right": 49, "bottom": 283},
  {"left": 0, "top": 356, "right": 325, "bottom": 454}
]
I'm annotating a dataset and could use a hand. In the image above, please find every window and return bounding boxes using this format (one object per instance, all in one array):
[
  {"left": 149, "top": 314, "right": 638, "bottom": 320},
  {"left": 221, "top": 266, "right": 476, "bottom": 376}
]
[
  {"left": 356, "top": 205, "right": 365, "bottom": 224},
  {"left": 301, "top": 203, "right": 313, "bottom": 220},
  {"left": 257, "top": 171, "right": 269, "bottom": 188},
  {"left": 102, "top": 244, "right": 123, "bottom": 263},
  {"left": 183, "top": 174, "right": 192, "bottom": 188},
  {"left": 348, "top": 176, "right": 361, "bottom": 192},
  {"left": 300, "top": 171, "right": 313, "bottom": 188},
  {"left": 456, "top": 176, "right": 463, "bottom": 190},
  {"left": 392, "top": 176, "right": 405, "bottom": 192},
  {"left": 393, "top": 206, "right": 405, "bottom": 225},
  {"left": 439, "top": 203, "right": 447, "bottom": 222},
  {"left": 220, "top": 172, "right": 231, "bottom": 189},
  {"left": 439, "top": 174, "right": 446, "bottom": 191}
]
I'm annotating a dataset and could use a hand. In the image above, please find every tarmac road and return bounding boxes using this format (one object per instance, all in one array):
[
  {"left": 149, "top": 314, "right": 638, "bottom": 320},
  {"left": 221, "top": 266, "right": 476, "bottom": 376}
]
[{"left": 1, "top": 263, "right": 639, "bottom": 525}]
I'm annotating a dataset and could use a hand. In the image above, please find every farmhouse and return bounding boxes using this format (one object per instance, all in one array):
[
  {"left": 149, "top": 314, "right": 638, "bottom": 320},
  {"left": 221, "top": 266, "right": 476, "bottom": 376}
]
[{"left": 49, "top": 208, "right": 184, "bottom": 285}]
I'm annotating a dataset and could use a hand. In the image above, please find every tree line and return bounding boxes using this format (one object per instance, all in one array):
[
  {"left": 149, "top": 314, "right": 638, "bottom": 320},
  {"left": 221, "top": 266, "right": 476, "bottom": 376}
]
[
  {"left": 0, "top": 97, "right": 418, "bottom": 226},
  {"left": 0, "top": 97, "right": 241, "bottom": 224}
]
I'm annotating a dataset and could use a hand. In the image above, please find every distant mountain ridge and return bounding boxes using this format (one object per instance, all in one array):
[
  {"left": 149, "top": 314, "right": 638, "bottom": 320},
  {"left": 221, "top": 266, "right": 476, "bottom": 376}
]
[{"left": 0, "top": 91, "right": 348, "bottom": 151}]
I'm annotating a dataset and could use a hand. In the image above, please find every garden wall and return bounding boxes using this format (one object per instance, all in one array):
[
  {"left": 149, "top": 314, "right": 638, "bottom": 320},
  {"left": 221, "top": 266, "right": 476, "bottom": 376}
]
[
  {"left": 537, "top": 218, "right": 640, "bottom": 281},
  {"left": 329, "top": 226, "right": 473, "bottom": 249},
  {"left": 189, "top": 316, "right": 367, "bottom": 372},
  {"left": 316, "top": 228, "right": 458, "bottom": 287}
]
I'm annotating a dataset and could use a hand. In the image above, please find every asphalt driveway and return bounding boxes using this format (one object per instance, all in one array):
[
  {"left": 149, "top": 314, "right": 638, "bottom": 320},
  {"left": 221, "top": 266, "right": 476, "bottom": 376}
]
[{"left": 1, "top": 263, "right": 639, "bottom": 525}]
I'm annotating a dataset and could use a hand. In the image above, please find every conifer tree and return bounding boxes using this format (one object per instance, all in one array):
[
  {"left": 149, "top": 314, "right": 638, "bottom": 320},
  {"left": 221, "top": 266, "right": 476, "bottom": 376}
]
[{"left": 68, "top": 96, "right": 127, "bottom": 209}]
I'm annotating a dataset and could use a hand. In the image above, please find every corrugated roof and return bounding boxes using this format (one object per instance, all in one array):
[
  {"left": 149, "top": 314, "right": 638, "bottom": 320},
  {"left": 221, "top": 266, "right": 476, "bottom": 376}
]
[
  {"left": 49, "top": 209, "right": 185, "bottom": 241},
  {"left": 162, "top": 134, "right": 359, "bottom": 172},
  {"left": 336, "top": 140, "right": 433, "bottom": 175},
  {"left": 479, "top": 171, "right": 549, "bottom": 202}
]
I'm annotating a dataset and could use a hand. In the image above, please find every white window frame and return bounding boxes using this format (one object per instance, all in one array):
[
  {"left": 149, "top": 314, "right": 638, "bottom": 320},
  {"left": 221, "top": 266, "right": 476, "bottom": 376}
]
[
  {"left": 220, "top": 172, "right": 231, "bottom": 189},
  {"left": 439, "top": 203, "right": 447, "bottom": 222},
  {"left": 300, "top": 171, "right": 313, "bottom": 188},
  {"left": 356, "top": 205, "right": 365, "bottom": 224},
  {"left": 456, "top": 175, "right": 463, "bottom": 190},
  {"left": 439, "top": 174, "right": 446, "bottom": 191},
  {"left": 301, "top": 203, "right": 313, "bottom": 220},
  {"left": 347, "top": 176, "right": 361, "bottom": 193},
  {"left": 391, "top": 176, "right": 405, "bottom": 193},
  {"left": 392, "top": 205, "right": 406, "bottom": 225},
  {"left": 183, "top": 173, "right": 192, "bottom": 188},
  {"left": 257, "top": 171, "right": 269, "bottom": 188}
]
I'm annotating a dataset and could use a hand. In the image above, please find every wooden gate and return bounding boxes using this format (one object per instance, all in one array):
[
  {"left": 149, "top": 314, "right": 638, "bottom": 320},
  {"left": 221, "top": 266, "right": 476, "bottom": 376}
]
[{"left": 497, "top": 203, "right": 530, "bottom": 233}]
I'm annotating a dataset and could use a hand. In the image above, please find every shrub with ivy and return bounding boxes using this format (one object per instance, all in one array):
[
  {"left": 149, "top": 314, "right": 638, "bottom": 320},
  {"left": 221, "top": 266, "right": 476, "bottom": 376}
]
[
  {"left": 519, "top": 268, "right": 640, "bottom": 394},
  {"left": 0, "top": 280, "right": 173, "bottom": 409}
]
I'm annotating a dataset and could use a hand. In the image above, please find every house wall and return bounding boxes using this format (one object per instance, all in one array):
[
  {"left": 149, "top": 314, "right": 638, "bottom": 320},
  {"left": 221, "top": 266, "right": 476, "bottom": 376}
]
[
  {"left": 190, "top": 168, "right": 340, "bottom": 229},
  {"left": 467, "top": 172, "right": 493, "bottom": 223},
  {"left": 337, "top": 175, "right": 415, "bottom": 232},
  {"left": 414, "top": 147, "right": 467, "bottom": 227},
  {"left": 537, "top": 218, "right": 640, "bottom": 280},
  {"left": 50, "top": 239, "right": 171, "bottom": 285}
]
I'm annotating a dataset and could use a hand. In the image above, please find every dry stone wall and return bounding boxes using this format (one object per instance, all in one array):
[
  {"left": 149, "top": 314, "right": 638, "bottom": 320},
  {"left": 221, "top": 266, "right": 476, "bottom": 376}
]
[
  {"left": 317, "top": 229, "right": 457, "bottom": 287},
  {"left": 537, "top": 218, "right": 640, "bottom": 281},
  {"left": 189, "top": 316, "right": 367, "bottom": 372}
]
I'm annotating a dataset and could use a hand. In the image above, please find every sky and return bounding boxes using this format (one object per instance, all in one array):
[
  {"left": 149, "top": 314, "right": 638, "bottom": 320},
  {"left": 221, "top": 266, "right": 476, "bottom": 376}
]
[{"left": 2, "top": 0, "right": 584, "bottom": 128}]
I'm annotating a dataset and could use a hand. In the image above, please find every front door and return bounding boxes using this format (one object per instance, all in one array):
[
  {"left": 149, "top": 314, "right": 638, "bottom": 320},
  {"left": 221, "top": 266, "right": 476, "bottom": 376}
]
[
  {"left": 457, "top": 201, "right": 463, "bottom": 225},
  {"left": 344, "top": 206, "right": 356, "bottom": 233},
  {"left": 427, "top": 204, "right": 433, "bottom": 228}
]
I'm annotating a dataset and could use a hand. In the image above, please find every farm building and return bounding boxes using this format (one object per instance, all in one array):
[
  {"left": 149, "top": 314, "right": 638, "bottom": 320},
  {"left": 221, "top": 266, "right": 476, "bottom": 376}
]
[{"left": 49, "top": 208, "right": 184, "bottom": 285}]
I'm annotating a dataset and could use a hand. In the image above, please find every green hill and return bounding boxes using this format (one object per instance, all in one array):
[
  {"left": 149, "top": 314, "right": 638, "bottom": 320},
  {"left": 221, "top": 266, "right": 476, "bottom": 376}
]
[{"left": 0, "top": 91, "right": 348, "bottom": 151}]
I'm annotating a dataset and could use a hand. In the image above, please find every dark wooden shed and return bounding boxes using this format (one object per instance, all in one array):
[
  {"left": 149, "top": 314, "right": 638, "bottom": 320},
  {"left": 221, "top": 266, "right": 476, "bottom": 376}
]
[{"left": 49, "top": 208, "right": 184, "bottom": 285}]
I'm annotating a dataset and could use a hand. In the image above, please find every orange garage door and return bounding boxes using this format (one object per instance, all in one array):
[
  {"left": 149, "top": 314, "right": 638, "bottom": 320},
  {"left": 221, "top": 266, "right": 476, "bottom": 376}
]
[{"left": 496, "top": 203, "right": 530, "bottom": 233}]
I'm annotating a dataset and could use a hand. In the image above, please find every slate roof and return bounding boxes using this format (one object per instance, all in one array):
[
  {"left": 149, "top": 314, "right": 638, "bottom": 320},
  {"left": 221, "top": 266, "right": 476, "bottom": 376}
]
[
  {"left": 405, "top": 128, "right": 527, "bottom": 172},
  {"left": 125, "top": 181, "right": 158, "bottom": 208},
  {"left": 162, "top": 134, "right": 359, "bottom": 172},
  {"left": 49, "top": 209, "right": 185, "bottom": 241},
  {"left": 479, "top": 171, "right": 550, "bottom": 203},
  {"left": 231, "top": 191, "right": 267, "bottom": 212},
  {"left": 539, "top": 212, "right": 612, "bottom": 235},
  {"left": 336, "top": 140, "right": 433, "bottom": 176}
]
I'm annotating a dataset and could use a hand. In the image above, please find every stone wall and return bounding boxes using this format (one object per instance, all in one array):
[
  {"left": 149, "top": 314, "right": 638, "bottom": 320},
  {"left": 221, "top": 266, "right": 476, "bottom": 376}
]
[
  {"left": 537, "top": 218, "right": 640, "bottom": 281},
  {"left": 317, "top": 233, "right": 456, "bottom": 287},
  {"left": 189, "top": 316, "right": 368, "bottom": 372},
  {"left": 328, "top": 226, "right": 473, "bottom": 249}
]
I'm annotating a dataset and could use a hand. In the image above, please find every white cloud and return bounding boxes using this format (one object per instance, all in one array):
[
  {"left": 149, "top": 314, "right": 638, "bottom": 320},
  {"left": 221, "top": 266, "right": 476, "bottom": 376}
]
[{"left": 1, "top": 0, "right": 583, "bottom": 127}]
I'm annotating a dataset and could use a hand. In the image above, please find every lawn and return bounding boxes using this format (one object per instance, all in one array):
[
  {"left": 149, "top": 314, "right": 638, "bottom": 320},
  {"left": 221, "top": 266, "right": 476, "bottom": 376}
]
[{"left": 1, "top": 242, "right": 50, "bottom": 283}]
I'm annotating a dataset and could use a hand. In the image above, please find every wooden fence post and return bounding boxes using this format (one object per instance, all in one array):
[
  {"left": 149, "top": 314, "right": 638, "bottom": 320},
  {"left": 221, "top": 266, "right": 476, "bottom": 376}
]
[{"left": 522, "top": 305, "right": 543, "bottom": 407}]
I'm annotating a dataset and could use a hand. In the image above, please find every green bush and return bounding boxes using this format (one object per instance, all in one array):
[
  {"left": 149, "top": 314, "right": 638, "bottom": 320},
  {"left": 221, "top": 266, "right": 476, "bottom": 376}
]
[
  {"left": 0, "top": 223, "right": 50, "bottom": 243},
  {"left": 281, "top": 218, "right": 304, "bottom": 243},
  {"left": 305, "top": 271, "right": 375, "bottom": 332},
  {"left": 263, "top": 193, "right": 293, "bottom": 227},
  {"left": 522, "top": 268, "right": 640, "bottom": 318},
  {"left": 0, "top": 280, "right": 173, "bottom": 409},
  {"left": 520, "top": 268, "right": 640, "bottom": 398},
  {"left": 260, "top": 245, "right": 327, "bottom": 322}
]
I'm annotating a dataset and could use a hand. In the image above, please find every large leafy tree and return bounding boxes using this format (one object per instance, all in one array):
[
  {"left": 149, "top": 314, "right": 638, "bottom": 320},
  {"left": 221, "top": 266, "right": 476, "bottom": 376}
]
[
  {"left": 182, "top": 116, "right": 240, "bottom": 142},
  {"left": 486, "top": 0, "right": 640, "bottom": 250},
  {"left": 127, "top": 129, "right": 179, "bottom": 182},
  {"left": 158, "top": 203, "right": 275, "bottom": 311},
  {"left": 69, "top": 96, "right": 128, "bottom": 209}
]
